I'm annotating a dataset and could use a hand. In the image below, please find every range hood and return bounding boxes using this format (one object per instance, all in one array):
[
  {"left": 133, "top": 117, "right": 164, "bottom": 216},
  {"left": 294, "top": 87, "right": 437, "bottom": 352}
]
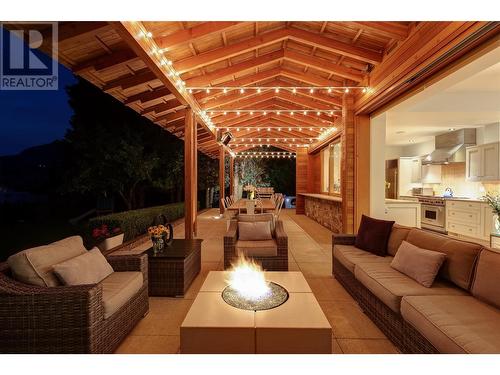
[{"left": 421, "top": 128, "right": 476, "bottom": 165}]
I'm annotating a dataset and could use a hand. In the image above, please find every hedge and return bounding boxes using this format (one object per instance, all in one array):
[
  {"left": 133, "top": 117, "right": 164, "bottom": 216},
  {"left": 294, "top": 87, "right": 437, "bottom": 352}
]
[{"left": 89, "top": 202, "right": 185, "bottom": 241}]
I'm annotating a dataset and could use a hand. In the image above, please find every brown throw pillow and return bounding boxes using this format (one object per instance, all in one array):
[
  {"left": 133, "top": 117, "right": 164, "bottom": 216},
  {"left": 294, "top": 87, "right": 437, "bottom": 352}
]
[
  {"left": 391, "top": 241, "right": 446, "bottom": 287},
  {"left": 355, "top": 215, "right": 394, "bottom": 256},
  {"left": 238, "top": 221, "right": 272, "bottom": 241},
  {"left": 53, "top": 247, "right": 114, "bottom": 286}
]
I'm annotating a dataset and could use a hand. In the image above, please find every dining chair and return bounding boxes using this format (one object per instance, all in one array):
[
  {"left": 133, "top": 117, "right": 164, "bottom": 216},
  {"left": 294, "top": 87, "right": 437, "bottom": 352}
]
[
  {"left": 274, "top": 196, "right": 284, "bottom": 219},
  {"left": 255, "top": 199, "right": 264, "bottom": 214},
  {"left": 225, "top": 196, "right": 231, "bottom": 208}
]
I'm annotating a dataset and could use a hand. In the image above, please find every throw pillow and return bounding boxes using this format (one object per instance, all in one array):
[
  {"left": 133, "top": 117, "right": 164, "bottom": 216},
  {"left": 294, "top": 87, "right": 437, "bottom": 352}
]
[
  {"left": 391, "top": 240, "right": 446, "bottom": 287},
  {"left": 238, "top": 221, "right": 273, "bottom": 241},
  {"left": 53, "top": 247, "right": 114, "bottom": 286},
  {"left": 355, "top": 215, "right": 395, "bottom": 256}
]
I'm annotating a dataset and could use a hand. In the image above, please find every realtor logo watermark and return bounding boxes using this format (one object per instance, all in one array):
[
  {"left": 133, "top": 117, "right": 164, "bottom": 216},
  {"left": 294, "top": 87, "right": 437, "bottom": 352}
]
[{"left": 0, "top": 22, "right": 58, "bottom": 90}]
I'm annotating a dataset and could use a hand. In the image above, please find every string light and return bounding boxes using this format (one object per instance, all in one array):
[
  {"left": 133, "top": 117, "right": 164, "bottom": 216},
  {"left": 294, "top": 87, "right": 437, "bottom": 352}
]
[
  {"left": 345, "top": 88, "right": 349, "bottom": 93},
  {"left": 223, "top": 88, "right": 228, "bottom": 94},
  {"left": 185, "top": 86, "right": 367, "bottom": 92},
  {"left": 240, "top": 88, "right": 245, "bottom": 94}
]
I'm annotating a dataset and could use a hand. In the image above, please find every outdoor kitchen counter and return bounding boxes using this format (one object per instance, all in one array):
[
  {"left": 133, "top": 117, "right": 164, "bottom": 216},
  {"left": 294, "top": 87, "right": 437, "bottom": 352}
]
[{"left": 298, "top": 193, "right": 342, "bottom": 233}]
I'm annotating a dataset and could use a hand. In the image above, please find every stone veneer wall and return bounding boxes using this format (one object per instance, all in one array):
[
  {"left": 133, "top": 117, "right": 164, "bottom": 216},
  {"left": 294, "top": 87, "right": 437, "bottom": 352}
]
[{"left": 304, "top": 196, "right": 343, "bottom": 233}]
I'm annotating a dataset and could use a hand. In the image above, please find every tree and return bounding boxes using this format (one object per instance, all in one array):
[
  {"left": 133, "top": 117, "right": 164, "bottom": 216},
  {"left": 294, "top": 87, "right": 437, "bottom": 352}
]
[{"left": 63, "top": 79, "right": 182, "bottom": 210}]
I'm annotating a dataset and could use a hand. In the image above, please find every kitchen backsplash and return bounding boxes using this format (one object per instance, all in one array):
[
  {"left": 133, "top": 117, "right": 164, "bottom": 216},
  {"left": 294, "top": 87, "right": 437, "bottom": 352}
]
[{"left": 423, "top": 163, "right": 500, "bottom": 198}]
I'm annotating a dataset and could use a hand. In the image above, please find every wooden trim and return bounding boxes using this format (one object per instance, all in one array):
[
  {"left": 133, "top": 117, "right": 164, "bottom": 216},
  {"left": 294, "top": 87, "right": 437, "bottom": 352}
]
[
  {"left": 219, "top": 146, "right": 225, "bottom": 214},
  {"left": 229, "top": 156, "right": 234, "bottom": 197},
  {"left": 354, "top": 115, "right": 370, "bottom": 231},
  {"left": 184, "top": 108, "right": 197, "bottom": 239},
  {"left": 341, "top": 94, "right": 355, "bottom": 234}
]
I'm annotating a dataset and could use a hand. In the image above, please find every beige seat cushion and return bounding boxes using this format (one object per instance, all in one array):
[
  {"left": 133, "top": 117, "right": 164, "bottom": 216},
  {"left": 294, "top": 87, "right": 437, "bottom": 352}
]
[
  {"left": 238, "top": 221, "right": 272, "bottom": 241},
  {"left": 7, "top": 236, "right": 87, "bottom": 287},
  {"left": 471, "top": 249, "right": 500, "bottom": 309},
  {"left": 401, "top": 295, "right": 500, "bottom": 353},
  {"left": 333, "top": 244, "right": 392, "bottom": 274},
  {"left": 236, "top": 240, "right": 277, "bottom": 257},
  {"left": 101, "top": 272, "right": 143, "bottom": 319},
  {"left": 354, "top": 262, "right": 467, "bottom": 313},
  {"left": 406, "top": 228, "right": 482, "bottom": 290},
  {"left": 53, "top": 247, "right": 114, "bottom": 286}
]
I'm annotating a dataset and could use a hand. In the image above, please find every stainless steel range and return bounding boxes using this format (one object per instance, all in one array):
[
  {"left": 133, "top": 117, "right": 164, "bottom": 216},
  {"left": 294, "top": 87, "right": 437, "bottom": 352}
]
[{"left": 418, "top": 196, "right": 447, "bottom": 234}]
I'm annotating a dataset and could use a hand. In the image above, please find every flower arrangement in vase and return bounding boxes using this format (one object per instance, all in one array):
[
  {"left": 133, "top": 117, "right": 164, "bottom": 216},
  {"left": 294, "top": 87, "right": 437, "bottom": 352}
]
[
  {"left": 92, "top": 224, "right": 123, "bottom": 251},
  {"left": 148, "top": 224, "right": 173, "bottom": 253},
  {"left": 243, "top": 184, "right": 256, "bottom": 200},
  {"left": 482, "top": 193, "right": 500, "bottom": 233}
]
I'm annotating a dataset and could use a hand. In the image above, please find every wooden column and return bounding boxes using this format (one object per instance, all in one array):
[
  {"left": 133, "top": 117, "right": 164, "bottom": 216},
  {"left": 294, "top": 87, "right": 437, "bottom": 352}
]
[
  {"left": 355, "top": 115, "right": 370, "bottom": 230},
  {"left": 341, "top": 94, "right": 355, "bottom": 234},
  {"left": 295, "top": 147, "right": 309, "bottom": 214},
  {"left": 219, "top": 146, "right": 225, "bottom": 214},
  {"left": 229, "top": 156, "right": 235, "bottom": 197},
  {"left": 184, "top": 108, "right": 197, "bottom": 239}
]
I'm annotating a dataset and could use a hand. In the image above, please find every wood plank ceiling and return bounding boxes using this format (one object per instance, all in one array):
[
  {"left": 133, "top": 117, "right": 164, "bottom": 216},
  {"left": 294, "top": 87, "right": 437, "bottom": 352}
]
[{"left": 4, "top": 21, "right": 413, "bottom": 157}]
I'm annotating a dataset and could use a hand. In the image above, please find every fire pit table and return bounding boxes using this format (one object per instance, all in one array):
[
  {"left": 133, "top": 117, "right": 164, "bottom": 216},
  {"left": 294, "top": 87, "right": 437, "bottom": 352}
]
[{"left": 180, "top": 271, "right": 332, "bottom": 354}]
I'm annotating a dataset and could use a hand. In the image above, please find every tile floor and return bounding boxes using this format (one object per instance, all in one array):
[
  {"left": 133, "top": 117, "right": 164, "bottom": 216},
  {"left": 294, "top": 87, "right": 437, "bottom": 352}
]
[{"left": 115, "top": 208, "right": 399, "bottom": 354}]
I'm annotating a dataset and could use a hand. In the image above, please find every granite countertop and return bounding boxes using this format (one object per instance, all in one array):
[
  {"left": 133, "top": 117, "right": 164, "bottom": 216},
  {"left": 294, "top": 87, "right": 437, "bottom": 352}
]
[{"left": 298, "top": 193, "right": 342, "bottom": 202}]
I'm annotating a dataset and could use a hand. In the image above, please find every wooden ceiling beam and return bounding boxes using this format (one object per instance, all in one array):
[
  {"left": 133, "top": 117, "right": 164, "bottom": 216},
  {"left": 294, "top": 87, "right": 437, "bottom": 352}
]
[
  {"left": 73, "top": 47, "right": 138, "bottom": 74},
  {"left": 175, "top": 28, "right": 289, "bottom": 73},
  {"left": 349, "top": 22, "right": 409, "bottom": 41},
  {"left": 125, "top": 87, "right": 173, "bottom": 105},
  {"left": 194, "top": 67, "right": 281, "bottom": 102},
  {"left": 58, "top": 21, "right": 114, "bottom": 42},
  {"left": 142, "top": 99, "right": 184, "bottom": 115},
  {"left": 103, "top": 69, "right": 159, "bottom": 92},
  {"left": 280, "top": 68, "right": 343, "bottom": 89},
  {"left": 185, "top": 50, "right": 284, "bottom": 87},
  {"left": 156, "top": 109, "right": 187, "bottom": 124},
  {"left": 283, "top": 49, "right": 365, "bottom": 82},
  {"left": 288, "top": 28, "right": 383, "bottom": 65},
  {"left": 156, "top": 22, "right": 242, "bottom": 50}
]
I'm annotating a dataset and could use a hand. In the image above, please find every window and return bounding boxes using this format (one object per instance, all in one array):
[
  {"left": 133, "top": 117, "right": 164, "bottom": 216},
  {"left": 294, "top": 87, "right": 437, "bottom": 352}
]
[{"left": 321, "top": 140, "right": 342, "bottom": 194}]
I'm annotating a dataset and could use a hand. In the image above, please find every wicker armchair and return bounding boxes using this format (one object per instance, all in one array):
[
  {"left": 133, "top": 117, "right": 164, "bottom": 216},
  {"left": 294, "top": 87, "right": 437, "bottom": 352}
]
[
  {"left": 0, "top": 253, "right": 149, "bottom": 354},
  {"left": 224, "top": 214, "right": 288, "bottom": 271}
]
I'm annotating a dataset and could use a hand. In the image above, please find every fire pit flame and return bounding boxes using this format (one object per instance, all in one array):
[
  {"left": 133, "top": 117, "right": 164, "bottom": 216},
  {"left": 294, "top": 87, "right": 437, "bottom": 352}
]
[
  {"left": 226, "top": 255, "right": 270, "bottom": 300},
  {"left": 222, "top": 254, "right": 289, "bottom": 311}
]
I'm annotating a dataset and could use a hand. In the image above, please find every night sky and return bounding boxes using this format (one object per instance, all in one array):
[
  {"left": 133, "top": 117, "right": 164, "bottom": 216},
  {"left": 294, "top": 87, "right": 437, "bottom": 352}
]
[{"left": 0, "top": 26, "right": 77, "bottom": 156}]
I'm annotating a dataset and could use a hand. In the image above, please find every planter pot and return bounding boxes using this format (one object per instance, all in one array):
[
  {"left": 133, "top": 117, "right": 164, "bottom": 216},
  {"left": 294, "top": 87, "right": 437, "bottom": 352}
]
[{"left": 97, "top": 233, "right": 124, "bottom": 251}]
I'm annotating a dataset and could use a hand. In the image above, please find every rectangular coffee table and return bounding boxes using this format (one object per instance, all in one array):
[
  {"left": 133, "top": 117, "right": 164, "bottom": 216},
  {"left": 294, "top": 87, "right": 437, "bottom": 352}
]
[
  {"left": 180, "top": 271, "right": 332, "bottom": 353},
  {"left": 145, "top": 239, "right": 202, "bottom": 297}
]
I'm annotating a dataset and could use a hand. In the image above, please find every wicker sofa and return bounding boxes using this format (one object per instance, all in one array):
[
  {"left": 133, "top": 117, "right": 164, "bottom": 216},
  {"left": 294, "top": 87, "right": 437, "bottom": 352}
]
[
  {"left": 224, "top": 213, "right": 288, "bottom": 271},
  {"left": 0, "top": 236, "right": 149, "bottom": 354},
  {"left": 333, "top": 225, "right": 500, "bottom": 354}
]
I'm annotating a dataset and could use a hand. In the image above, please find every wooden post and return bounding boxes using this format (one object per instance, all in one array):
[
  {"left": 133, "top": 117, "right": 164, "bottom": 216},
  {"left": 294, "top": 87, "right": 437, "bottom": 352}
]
[
  {"left": 184, "top": 108, "right": 197, "bottom": 239},
  {"left": 229, "top": 156, "right": 235, "bottom": 197},
  {"left": 219, "top": 146, "right": 225, "bottom": 214},
  {"left": 355, "top": 115, "right": 370, "bottom": 230},
  {"left": 295, "top": 147, "right": 309, "bottom": 214},
  {"left": 341, "top": 94, "right": 355, "bottom": 234}
]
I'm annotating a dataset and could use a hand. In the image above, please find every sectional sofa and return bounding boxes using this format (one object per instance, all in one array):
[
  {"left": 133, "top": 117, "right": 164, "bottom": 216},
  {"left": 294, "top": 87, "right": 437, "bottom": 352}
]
[{"left": 332, "top": 225, "right": 500, "bottom": 354}]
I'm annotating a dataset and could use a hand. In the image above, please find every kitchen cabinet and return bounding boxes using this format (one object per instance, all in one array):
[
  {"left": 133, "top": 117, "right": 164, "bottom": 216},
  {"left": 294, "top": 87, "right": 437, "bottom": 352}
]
[
  {"left": 421, "top": 164, "right": 442, "bottom": 184},
  {"left": 384, "top": 199, "right": 421, "bottom": 228},
  {"left": 411, "top": 158, "right": 422, "bottom": 183},
  {"left": 466, "top": 142, "right": 499, "bottom": 181},
  {"left": 446, "top": 200, "right": 493, "bottom": 241}
]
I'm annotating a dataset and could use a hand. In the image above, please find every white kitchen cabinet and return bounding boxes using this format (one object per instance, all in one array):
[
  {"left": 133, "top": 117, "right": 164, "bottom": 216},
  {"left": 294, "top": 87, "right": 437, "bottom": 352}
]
[
  {"left": 384, "top": 199, "right": 421, "bottom": 228},
  {"left": 421, "top": 164, "right": 442, "bottom": 184},
  {"left": 446, "top": 200, "right": 493, "bottom": 241},
  {"left": 466, "top": 142, "right": 500, "bottom": 181},
  {"left": 411, "top": 158, "right": 422, "bottom": 183}
]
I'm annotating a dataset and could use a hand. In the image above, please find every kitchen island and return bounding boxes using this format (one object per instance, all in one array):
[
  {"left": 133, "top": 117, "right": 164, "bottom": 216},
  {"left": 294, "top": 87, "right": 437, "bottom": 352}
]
[
  {"left": 384, "top": 199, "right": 421, "bottom": 228},
  {"left": 298, "top": 193, "right": 343, "bottom": 233}
]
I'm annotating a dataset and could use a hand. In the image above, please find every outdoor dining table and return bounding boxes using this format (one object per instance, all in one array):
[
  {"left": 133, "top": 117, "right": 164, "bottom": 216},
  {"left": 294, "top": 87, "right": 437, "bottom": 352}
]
[{"left": 227, "top": 198, "right": 276, "bottom": 213}]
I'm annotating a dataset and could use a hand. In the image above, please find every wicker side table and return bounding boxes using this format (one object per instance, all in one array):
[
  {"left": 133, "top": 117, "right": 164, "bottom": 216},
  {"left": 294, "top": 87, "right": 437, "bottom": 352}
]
[{"left": 146, "top": 239, "right": 202, "bottom": 297}]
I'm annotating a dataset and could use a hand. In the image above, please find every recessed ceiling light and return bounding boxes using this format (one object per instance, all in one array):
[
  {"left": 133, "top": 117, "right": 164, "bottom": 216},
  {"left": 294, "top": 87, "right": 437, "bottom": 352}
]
[
  {"left": 449, "top": 128, "right": 456, "bottom": 131},
  {"left": 396, "top": 131, "right": 406, "bottom": 135},
  {"left": 409, "top": 139, "right": 416, "bottom": 143}
]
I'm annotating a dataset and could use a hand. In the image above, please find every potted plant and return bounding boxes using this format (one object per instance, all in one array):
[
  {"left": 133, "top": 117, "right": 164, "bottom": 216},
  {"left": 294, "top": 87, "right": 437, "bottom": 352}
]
[
  {"left": 483, "top": 193, "right": 500, "bottom": 233},
  {"left": 92, "top": 223, "right": 124, "bottom": 251}
]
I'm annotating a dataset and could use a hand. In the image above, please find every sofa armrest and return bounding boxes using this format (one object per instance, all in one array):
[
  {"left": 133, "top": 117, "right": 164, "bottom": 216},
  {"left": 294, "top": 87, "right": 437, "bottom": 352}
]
[
  {"left": 0, "top": 263, "right": 105, "bottom": 329},
  {"left": 275, "top": 220, "right": 288, "bottom": 251},
  {"left": 224, "top": 220, "right": 238, "bottom": 245},
  {"left": 332, "top": 234, "right": 357, "bottom": 246},
  {"left": 106, "top": 253, "right": 148, "bottom": 283}
]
